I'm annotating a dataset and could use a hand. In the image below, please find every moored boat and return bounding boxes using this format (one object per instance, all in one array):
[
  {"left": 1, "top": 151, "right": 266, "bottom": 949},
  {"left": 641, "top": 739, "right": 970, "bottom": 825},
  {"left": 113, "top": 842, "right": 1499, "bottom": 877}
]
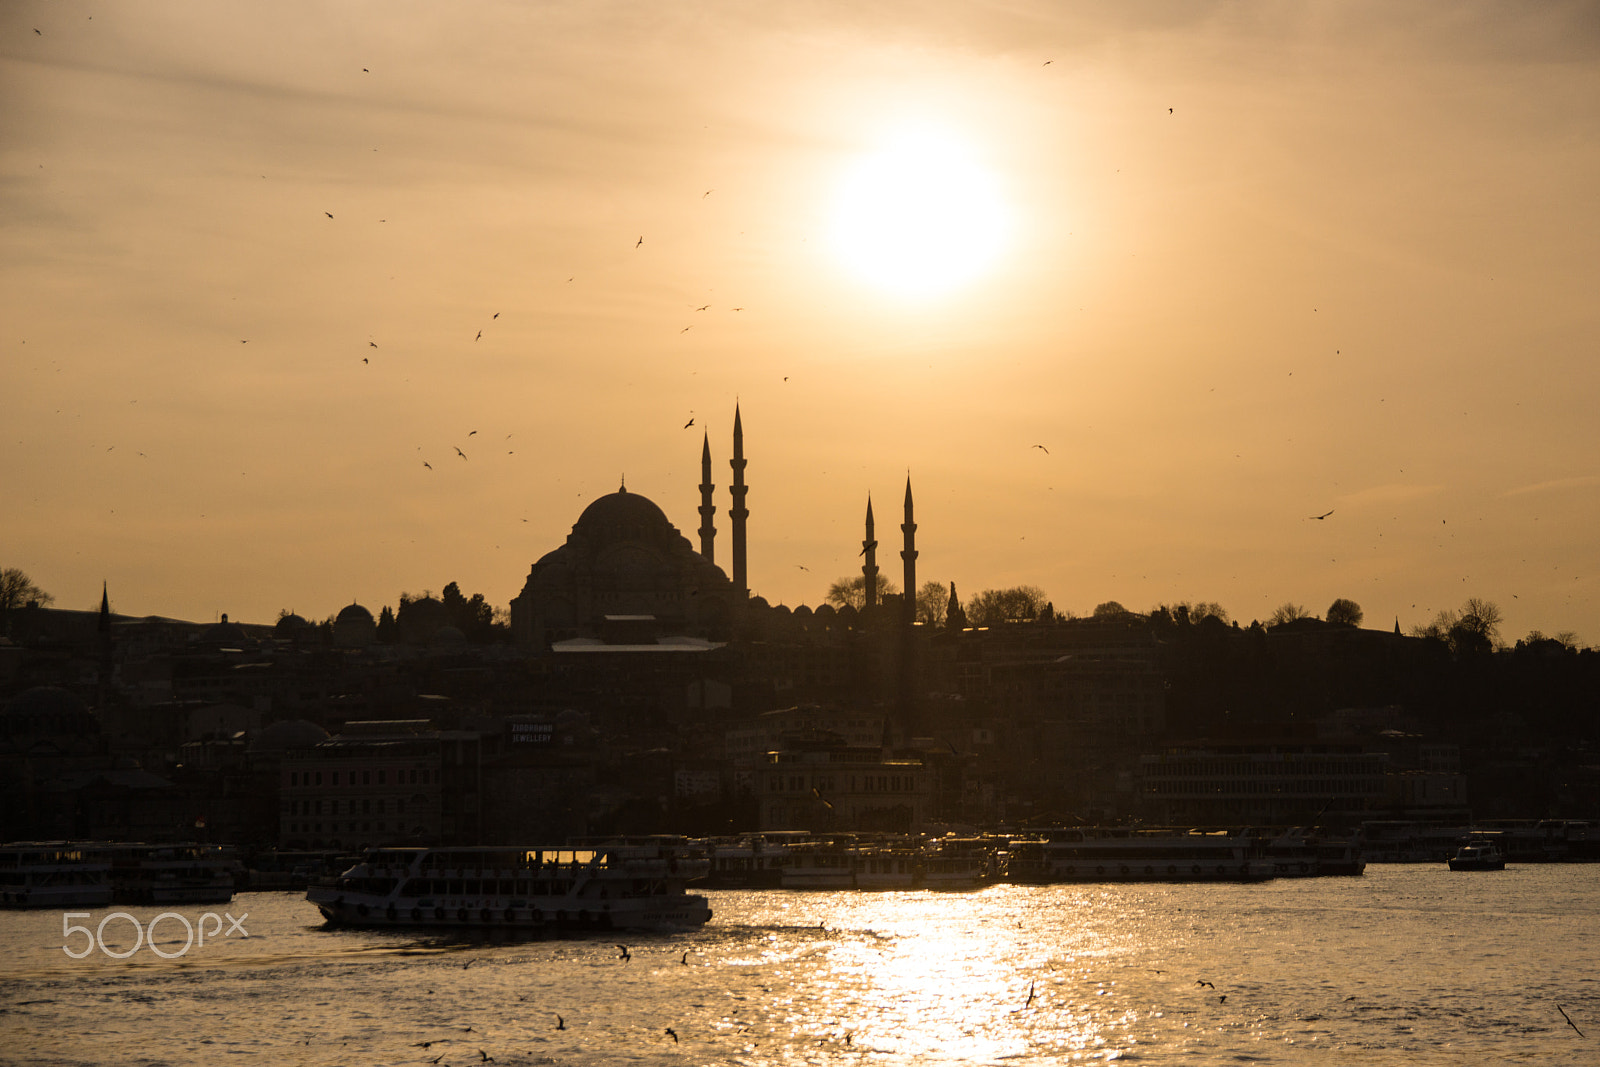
[
  {"left": 307, "top": 844, "right": 712, "bottom": 930},
  {"left": 1447, "top": 841, "right": 1506, "bottom": 871},
  {"left": 0, "top": 842, "right": 114, "bottom": 908},
  {"left": 1007, "top": 828, "right": 1275, "bottom": 883}
]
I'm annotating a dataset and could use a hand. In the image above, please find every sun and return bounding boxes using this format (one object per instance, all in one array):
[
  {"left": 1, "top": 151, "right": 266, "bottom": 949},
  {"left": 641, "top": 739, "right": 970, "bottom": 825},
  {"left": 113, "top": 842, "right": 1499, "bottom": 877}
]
[{"left": 829, "top": 125, "right": 1012, "bottom": 299}]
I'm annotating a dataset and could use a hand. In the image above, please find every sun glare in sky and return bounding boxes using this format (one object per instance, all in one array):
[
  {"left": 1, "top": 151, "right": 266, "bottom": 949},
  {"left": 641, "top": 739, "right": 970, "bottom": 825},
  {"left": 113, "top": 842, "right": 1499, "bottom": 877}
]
[{"left": 829, "top": 125, "right": 1012, "bottom": 299}]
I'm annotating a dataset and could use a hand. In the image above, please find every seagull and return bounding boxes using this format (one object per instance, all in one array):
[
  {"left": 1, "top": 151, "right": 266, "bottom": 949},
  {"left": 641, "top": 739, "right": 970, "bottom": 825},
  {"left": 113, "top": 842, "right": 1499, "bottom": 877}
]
[
  {"left": 468, "top": 430, "right": 477, "bottom": 436},
  {"left": 475, "top": 330, "right": 481, "bottom": 341},
  {"left": 1310, "top": 510, "right": 1334, "bottom": 520},
  {"left": 325, "top": 212, "right": 333, "bottom": 218},
  {"left": 422, "top": 461, "right": 432, "bottom": 470},
  {"left": 636, "top": 236, "right": 643, "bottom": 248},
  {"left": 493, "top": 312, "right": 499, "bottom": 319},
  {"left": 859, "top": 540, "right": 877, "bottom": 556},
  {"left": 617, "top": 944, "right": 631, "bottom": 962},
  {"left": 665, "top": 1028, "right": 678, "bottom": 1044},
  {"left": 684, "top": 417, "right": 695, "bottom": 428},
  {"left": 1031, "top": 444, "right": 1049, "bottom": 454},
  {"left": 455, "top": 447, "right": 467, "bottom": 459},
  {"left": 703, "top": 190, "right": 713, "bottom": 197},
  {"left": 695, "top": 304, "right": 710, "bottom": 311},
  {"left": 796, "top": 564, "right": 809, "bottom": 571},
  {"left": 478, "top": 1050, "right": 493, "bottom": 1062},
  {"left": 680, "top": 325, "right": 692, "bottom": 333},
  {"left": 1219, "top": 995, "right": 1228, "bottom": 1003},
  {"left": 1558, "top": 1005, "right": 1585, "bottom": 1038},
  {"left": 1196, "top": 980, "right": 1214, "bottom": 989},
  {"left": 1026, "top": 980, "right": 1037, "bottom": 1006},
  {"left": 412, "top": 1042, "right": 434, "bottom": 1048},
  {"left": 369, "top": 341, "right": 377, "bottom": 347},
  {"left": 240, "top": 339, "right": 248, "bottom": 344},
  {"left": 680, "top": 951, "right": 689, "bottom": 965},
  {"left": 362, "top": 357, "right": 368, "bottom": 364},
  {"left": 555, "top": 1015, "right": 566, "bottom": 1030}
]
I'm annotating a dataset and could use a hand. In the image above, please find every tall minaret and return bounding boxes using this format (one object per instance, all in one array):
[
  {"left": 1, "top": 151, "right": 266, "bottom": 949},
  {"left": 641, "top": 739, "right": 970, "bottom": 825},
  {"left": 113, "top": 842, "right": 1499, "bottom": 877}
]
[
  {"left": 697, "top": 431, "right": 717, "bottom": 563},
  {"left": 862, "top": 496, "right": 879, "bottom": 611},
  {"left": 901, "top": 476, "right": 918, "bottom": 626},
  {"left": 729, "top": 403, "right": 749, "bottom": 598}
]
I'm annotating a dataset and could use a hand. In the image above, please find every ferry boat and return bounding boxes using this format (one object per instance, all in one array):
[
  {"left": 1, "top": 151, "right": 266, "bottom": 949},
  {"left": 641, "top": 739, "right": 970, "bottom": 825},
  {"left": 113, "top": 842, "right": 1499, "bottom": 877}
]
[
  {"left": 0, "top": 842, "right": 114, "bottom": 908},
  {"left": 1447, "top": 841, "right": 1506, "bottom": 871},
  {"left": 109, "top": 843, "right": 240, "bottom": 904},
  {"left": 1006, "top": 828, "right": 1276, "bottom": 883},
  {"left": 1258, "top": 828, "right": 1367, "bottom": 877},
  {"left": 780, "top": 841, "right": 989, "bottom": 890},
  {"left": 306, "top": 845, "right": 713, "bottom": 930}
]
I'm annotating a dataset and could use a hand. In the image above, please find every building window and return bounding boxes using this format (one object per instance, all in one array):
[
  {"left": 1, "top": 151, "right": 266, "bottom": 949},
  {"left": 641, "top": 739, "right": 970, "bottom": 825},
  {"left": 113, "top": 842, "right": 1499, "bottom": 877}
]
[
  {"left": 290, "top": 771, "right": 298, "bottom": 787},
  {"left": 379, "top": 770, "right": 387, "bottom": 785},
  {"left": 363, "top": 770, "right": 371, "bottom": 786}
]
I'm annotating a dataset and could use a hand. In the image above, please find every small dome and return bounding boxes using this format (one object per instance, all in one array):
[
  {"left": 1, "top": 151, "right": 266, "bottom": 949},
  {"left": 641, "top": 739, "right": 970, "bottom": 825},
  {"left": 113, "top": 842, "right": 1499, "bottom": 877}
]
[
  {"left": 336, "top": 603, "right": 375, "bottom": 625},
  {"left": 274, "top": 613, "right": 311, "bottom": 636},
  {"left": 249, "top": 718, "right": 330, "bottom": 752}
]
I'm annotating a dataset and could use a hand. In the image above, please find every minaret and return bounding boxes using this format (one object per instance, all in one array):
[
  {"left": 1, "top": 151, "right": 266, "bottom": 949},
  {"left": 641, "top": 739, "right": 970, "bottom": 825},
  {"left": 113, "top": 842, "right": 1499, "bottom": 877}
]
[
  {"left": 96, "top": 581, "right": 113, "bottom": 709},
  {"left": 697, "top": 431, "right": 717, "bottom": 563},
  {"left": 862, "top": 496, "right": 879, "bottom": 611},
  {"left": 901, "top": 476, "right": 918, "bottom": 627},
  {"left": 729, "top": 403, "right": 749, "bottom": 599}
]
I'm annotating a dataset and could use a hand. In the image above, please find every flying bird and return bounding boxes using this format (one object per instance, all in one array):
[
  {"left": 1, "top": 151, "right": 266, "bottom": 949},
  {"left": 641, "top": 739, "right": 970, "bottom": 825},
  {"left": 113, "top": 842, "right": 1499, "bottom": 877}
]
[
  {"left": 1026, "top": 981, "right": 1037, "bottom": 1006},
  {"left": 468, "top": 430, "right": 477, "bottom": 436},
  {"left": 493, "top": 312, "right": 499, "bottom": 319},
  {"left": 684, "top": 417, "right": 695, "bottom": 429},
  {"left": 665, "top": 1029, "right": 678, "bottom": 1044},
  {"left": 1031, "top": 444, "right": 1049, "bottom": 454},
  {"left": 475, "top": 330, "right": 481, "bottom": 341},
  {"left": 422, "top": 461, "right": 432, "bottom": 469},
  {"left": 703, "top": 189, "right": 713, "bottom": 197},
  {"left": 1196, "top": 980, "right": 1214, "bottom": 989},
  {"left": 680, "top": 326, "right": 692, "bottom": 333},
  {"left": 695, "top": 304, "right": 710, "bottom": 311},
  {"left": 636, "top": 236, "right": 643, "bottom": 248},
  {"left": 455, "top": 447, "right": 467, "bottom": 459},
  {"left": 555, "top": 1015, "right": 566, "bottom": 1030},
  {"left": 859, "top": 540, "right": 877, "bottom": 556},
  {"left": 1558, "top": 1005, "right": 1585, "bottom": 1038},
  {"left": 1219, "top": 994, "right": 1228, "bottom": 1003},
  {"left": 681, "top": 951, "right": 689, "bottom": 965},
  {"left": 325, "top": 212, "right": 333, "bottom": 218},
  {"left": 1310, "top": 510, "right": 1334, "bottom": 520},
  {"left": 369, "top": 341, "right": 377, "bottom": 347},
  {"left": 617, "top": 944, "right": 631, "bottom": 962},
  {"left": 796, "top": 564, "right": 809, "bottom": 571},
  {"left": 362, "top": 357, "right": 368, "bottom": 364}
]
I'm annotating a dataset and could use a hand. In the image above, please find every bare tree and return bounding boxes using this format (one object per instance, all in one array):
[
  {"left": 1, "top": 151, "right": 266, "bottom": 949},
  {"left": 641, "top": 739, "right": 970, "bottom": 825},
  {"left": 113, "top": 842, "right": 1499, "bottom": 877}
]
[
  {"left": 916, "top": 581, "right": 948, "bottom": 627},
  {"left": 967, "top": 585, "right": 1050, "bottom": 626},
  {"left": 1, "top": 568, "right": 54, "bottom": 613},
  {"left": 1326, "top": 598, "right": 1364, "bottom": 627},
  {"left": 1269, "top": 602, "right": 1313, "bottom": 627},
  {"left": 825, "top": 573, "right": 898, "bottom": 611}
]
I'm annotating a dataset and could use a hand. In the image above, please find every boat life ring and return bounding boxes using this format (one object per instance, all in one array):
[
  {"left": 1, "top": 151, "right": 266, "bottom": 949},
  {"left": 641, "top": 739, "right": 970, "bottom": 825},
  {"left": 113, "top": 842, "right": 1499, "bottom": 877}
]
[
  {"left": 1167, "top": 865, "right": 1178, "bottom": 876},
  {"left": 1192, "top": 865, "right": 1202, "bottom": 875},
  {"left": 1215, "top": 865, "right": 1226, "bottom": 875},
  {"left": 1119, "top": 865, "right": 1130, "bottom": 876},
  {"left": 1096, "top": 866, "right": 1106, "bottom": 877},
  {"left": 1144, "top": 866, "right": 1154, "bottom": 876}
]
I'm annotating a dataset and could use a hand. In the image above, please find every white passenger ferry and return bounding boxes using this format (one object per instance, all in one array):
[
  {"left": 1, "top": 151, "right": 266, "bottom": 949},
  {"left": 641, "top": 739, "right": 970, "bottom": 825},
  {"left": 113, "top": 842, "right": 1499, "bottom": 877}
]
[
  {"left": 781, "top": 841, "right": 989, "bottom": 890},
  {"left": 306, "top": 845, "right": 713, "bottom": 931},
  {"left": 109, "top": 843, "right": 240, "bottom": 904},
  {"left": 0, "top": 842, "right": 114, "bottom": 908}
]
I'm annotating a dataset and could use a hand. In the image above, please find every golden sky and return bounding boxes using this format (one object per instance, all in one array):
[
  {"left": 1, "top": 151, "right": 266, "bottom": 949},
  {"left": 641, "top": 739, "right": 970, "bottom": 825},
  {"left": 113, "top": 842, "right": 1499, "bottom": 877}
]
[{"left": 5, "top": 1, "right": 1598, "bottom": 642}]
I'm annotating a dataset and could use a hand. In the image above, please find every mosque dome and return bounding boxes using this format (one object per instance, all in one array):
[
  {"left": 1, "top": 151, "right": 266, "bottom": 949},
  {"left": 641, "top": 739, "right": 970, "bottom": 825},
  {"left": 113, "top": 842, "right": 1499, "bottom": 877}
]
[
  {"left": 274, "top": 613, "right": 311, "bottom": 637},
  {"left": 335, "top": 603, "right": 375, "bottom": 626},
  {"left": 248, "top": 718, "right": 330, "bottom": 753},
  {"left": 573, "top": 487, "right": 676, "bottom": 547}
]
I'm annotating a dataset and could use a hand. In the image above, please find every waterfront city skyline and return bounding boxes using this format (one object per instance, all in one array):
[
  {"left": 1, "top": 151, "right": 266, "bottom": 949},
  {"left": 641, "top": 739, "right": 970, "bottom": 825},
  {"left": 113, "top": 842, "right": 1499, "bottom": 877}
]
[{"left": 4, "top": 1, "right": 1597, "bottom": 641}]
